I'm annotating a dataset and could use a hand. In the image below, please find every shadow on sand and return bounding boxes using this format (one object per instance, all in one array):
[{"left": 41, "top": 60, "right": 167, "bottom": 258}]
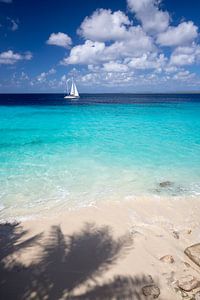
[{"left": 0, "top": 222, "right": 160, "bottom": 299}]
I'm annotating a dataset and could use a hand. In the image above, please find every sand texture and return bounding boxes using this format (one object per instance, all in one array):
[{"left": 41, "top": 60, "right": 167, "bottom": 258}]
[{"left": 1, "top": 196, "right": 200, "bottom": 299}]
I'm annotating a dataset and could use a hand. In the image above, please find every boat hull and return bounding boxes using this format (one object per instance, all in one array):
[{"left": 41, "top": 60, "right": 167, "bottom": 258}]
[{"left": 64, "top": 96, "right": 80, "bottom": 99}]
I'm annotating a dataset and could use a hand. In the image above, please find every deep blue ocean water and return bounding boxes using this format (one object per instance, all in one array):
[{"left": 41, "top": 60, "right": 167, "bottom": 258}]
[{"left": 0, "top": 93, "right": 200, "bottom": 220}]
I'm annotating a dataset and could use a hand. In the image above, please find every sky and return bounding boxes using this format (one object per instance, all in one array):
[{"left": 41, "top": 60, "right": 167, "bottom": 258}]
[{"left": 0, "top": 0, "right": 200, "bottom": 93}]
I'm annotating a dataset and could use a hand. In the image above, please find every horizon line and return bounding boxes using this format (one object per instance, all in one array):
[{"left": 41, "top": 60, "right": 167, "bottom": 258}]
[{"left": 0, "top": 91, "right": 200, "bottom": 95}]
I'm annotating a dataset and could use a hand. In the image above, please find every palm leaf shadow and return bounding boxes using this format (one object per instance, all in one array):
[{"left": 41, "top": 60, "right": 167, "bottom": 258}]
[
  {"left": 0, "top": 222, "right": 43, "bottom": 300},
  {"left": 34, "top": 223, "right": 133, "bottom": 299},
  {"left": 0, "top": 222, "right": 161, "bottom": 299},
  {"left": 70, "top": 275, "right": 157, "bottom": 300}
]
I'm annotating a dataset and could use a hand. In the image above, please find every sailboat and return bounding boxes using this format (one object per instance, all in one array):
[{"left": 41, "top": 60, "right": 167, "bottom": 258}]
[{"left": 64, "top": 78, "right": 80, "bottom": 99}]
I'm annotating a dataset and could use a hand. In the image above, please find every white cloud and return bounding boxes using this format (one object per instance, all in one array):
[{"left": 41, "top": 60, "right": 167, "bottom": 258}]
[
  {"left": 80, "top": 71, "right": 134, "bottom": 87},
  {"left": 59, "top": 1, "right": 200, "bottom": 91},
  {"left": 128, "top": 53, "right": 166, "bottom": 70},
  {"left": 127, "top": 0, "right": 170, "bottom": 33},
  {"left": 62, "top": 25, "right": 154, "bottom": 65},
  {"left": 103, "top": 61, "right": 129, "bottom": 72},
  {"left": 85, "top": 52, "right": 167, "bottom": 73},
  {"left": 78, "top": 9, "right": 131, "bottom": 41},
  {"left": 6, "top": 0, "right": 199, "bottom": 91},
  {"left": 170, "top": 44, "right": 200, "bottom": 66},
  {"left": 77, "top": 67, "right": 198, "bottom": 91},
  {"left": 36, "top": 72, "right": 47, "bottom": 83},
  {"left": 63, "top": 7, "right": 154, "bottom": 67},
  {"left": 0, "top": 50, "right": 32, "bottom": 65},
  {"left": 104, "top": 26, "right": 154, "bottom": 56},
  {"left": 170, "top": 52, "right": 195, "bottom": 66},
  {"left": 61, "top": 40, "right": 105, "bottom": 65},
  {"left": 157, "top": 21, "right": 198, "bottom": 47},
  {"left": 173, "top": 70, "right": 195, "bottom": 81},
  {"left": 36, "top": 68, "right": 56, "bottom": 82},
  {"left": 46, "top": 32, "right": 72, "bottom": 48}
]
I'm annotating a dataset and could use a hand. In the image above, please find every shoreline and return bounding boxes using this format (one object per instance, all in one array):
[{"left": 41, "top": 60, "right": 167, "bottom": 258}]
[
  {"left": 1, "top": 196, "right": 200, "bottom": 299},
  {"left": 1, "top": 193, "right": 200, "bottom": 223}
]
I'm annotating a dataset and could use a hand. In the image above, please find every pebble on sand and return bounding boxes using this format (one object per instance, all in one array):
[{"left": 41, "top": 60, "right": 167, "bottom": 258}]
[
  {"left": 177, "top": 275, "right": 200, "bottom": 292},
  {"left": 172, "top": 231, "right": 180, "bottom": 239},
  {"left": 160, "top": 255, "right": 175, "bottom": 264},
  {"left": 185, "top": 244, "right": 200, "bottom": 267},
  {"left": 142, "top": 284, "right": 160, "bottom": 298}
]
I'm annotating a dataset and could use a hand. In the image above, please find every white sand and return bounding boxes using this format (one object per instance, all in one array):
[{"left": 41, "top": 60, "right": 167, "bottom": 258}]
[{"left": 1, "top": 196, "right": 200, "bottom": 299}]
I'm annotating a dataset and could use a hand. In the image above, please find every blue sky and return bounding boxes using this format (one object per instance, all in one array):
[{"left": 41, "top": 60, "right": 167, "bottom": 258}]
[{"left": 0, "top": 0, "right": 200, "bottom": 93}]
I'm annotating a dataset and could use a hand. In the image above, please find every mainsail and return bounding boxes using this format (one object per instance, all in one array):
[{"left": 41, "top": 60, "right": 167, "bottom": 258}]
[
  {"left": 70, "top": 82, "right": 75, "bottom": 95},
  {"left": 70, "top": 79, "right": 79, "bottom": 97},
  {"left": 73, "top": 82, "right": 79, "bottom": 97}
]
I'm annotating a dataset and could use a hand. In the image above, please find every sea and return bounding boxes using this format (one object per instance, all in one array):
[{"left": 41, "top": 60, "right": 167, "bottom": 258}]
[{"left": 0, "top": 93, "right": 200, "bottom": 221}]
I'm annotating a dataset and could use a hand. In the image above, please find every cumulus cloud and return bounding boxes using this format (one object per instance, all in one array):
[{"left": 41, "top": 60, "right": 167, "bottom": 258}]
[
  {"left": 14, "top": 0, "right": 199, "bottom": 91},
  {"left": 55, "top": 0, "right": 199, "bottom": 83},
  {"left": 91, "top": 53, "right": 166, "bottom": 72},
  {"left": 63, "top": 3, "right": 172, "bottom": 70},
  {"left": 102, "top": 26, "right": 154, "bottom": 57},
  {"left": 170, "top": 44, "right": 200, "bottom": 66},
  {"left": 47, "top": 32, "right": 72, "bottom": 48},
  {"left": 59, "top": 0, "right": 200, "bottom": 89},
  {"left": 62, "top": 10, "right": 156, "bottom": 65},
  {"left": 78, "top": 9, "right": 131, "bottom": 41},
  {"left": 0, "top": 50, "right": 32, "bottom": 65},
  {"left": 61, "top": 40, "right": 105, "bottom": 65},
  {"left": 62, "top": 38, "right": 155, "bottom": 66},
  {"left": 103, "top": 61, "right": 129, "bottom": 72},
  {"left": 157, "top": 21, "right": 198, "bottom": 47},
  {"left": 66, "top": 43, "right": 155, "bottom": 67},
  {"left": 127, "top": 0, "right": 170, "bottom": 33},
  {"left": 128, "top": 53, "right": 166, "bottom": 70}
]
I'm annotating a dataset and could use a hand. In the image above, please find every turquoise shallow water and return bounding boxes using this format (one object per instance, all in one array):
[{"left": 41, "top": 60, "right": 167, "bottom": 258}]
[{"left": 0, "top": 94, "right": 200, "bottom": 220}]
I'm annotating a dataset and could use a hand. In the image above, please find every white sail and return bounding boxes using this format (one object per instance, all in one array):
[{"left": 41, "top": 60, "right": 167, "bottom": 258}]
[
  {"left": 73, "top": 82, "right": 79, "bottom": 97},
  {"left": 64, "top": 78, "right": 80, "bottom": 99},
  {"left": 70, "top": 82, "right": 75, "bottom": 95}
]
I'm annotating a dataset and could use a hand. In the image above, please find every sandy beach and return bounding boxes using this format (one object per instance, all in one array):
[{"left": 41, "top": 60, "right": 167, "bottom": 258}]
[
  {"left": 1, "top": 0, "right": 200, "bottom": 298},
  {"left": 1, "top": 196, "right": 200, "bottom": 299}
]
